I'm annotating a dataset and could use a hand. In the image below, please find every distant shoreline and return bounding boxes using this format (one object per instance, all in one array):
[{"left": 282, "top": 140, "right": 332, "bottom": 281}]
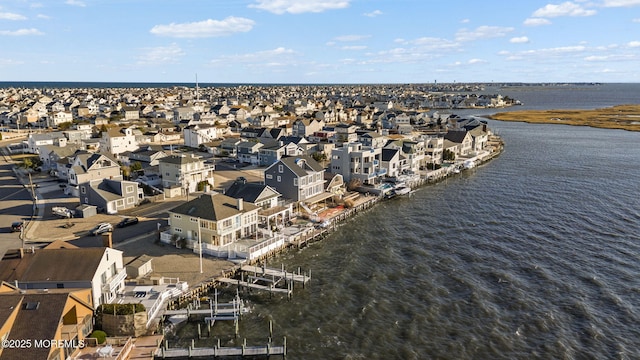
[{"left": 489, "top": 104, "right": 640, "bottom": 132}]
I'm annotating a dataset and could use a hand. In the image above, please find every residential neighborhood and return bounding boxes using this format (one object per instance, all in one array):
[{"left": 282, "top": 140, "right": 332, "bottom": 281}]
[{"left": 0, "top": 83, "right": 506, "bottom": 359}]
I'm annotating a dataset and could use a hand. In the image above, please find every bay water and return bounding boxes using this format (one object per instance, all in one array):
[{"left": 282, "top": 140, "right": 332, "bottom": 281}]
[{"left": 169, "top": 84, "right": 640, "bottom": 359}]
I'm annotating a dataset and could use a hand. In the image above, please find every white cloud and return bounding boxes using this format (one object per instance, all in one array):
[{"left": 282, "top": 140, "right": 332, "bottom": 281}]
[
  {"left": 394, "top": 37, "right": 460, "bottom": 51},
  {"left": 460, "top": 19, "right": 470, "bottom": 23},
  {"left": 0, "top": 28, "right": 43, "bottom": 36},
  {"left": 0, "top": 58, "right": 24, "bottom": 66},
  {"left": 532, "top": 2, "right": 596, "bottom": 18},
  {"left": 524, "top": 18, "right": 552, "bottom": 26},
  {"left": 0, "top": 12, "right": 27, "bottom": 20},
  {"left": 633, "top": 18, "right": 640, "bottom": 22},
  {"left": 150, "top": 17, "right": 255, "bottom": 38},
  {"left": 65, "top": 0, "right": 86, "bottom": 7},
  {"left": 510, "top": 36, "right": 530, "bottom": 43},
  {"left": 603, "top": 0, "right": 640, "bottom": 7},
  {"left": 36, "top": 14, "right": 50, "bottom": 19},
  {"left": 467, "top": 58, "right": 486, "bottom": 64},
  {"left": 455, "top": 26, "right": 514, "bottom": 42},
  {"left": 211, "top": 47, "right": 297, "bottom": 65},
  {"left": 334, "top": 34, "right": 370, "bottom": 42},
  {"left": 363, "top": 10, "right": 382, "bottom": 17},
  {"left": 627, "top": 41, "right": 640, "bottom": 47},
  {"left": 137, "top": 43, "right": 186, "bottom": 65},
  {"left": 249, "top": 0, "right": 350, "bottom": 14},
  {"left": 30, "top": 3, "right": 44, "bottom": 8},
  {"left": 341, "top": 45, "right": 367, "bottom": 50}
]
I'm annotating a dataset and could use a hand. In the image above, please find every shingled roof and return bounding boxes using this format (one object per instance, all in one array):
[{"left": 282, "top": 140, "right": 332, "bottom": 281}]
[{"left": 169, "top": 193, "right": 259, "bottom": 221}]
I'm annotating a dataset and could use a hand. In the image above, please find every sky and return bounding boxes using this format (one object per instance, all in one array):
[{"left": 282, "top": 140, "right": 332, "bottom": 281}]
[{"left": 0, "top": 0, "right": 639, "bottom": 83}]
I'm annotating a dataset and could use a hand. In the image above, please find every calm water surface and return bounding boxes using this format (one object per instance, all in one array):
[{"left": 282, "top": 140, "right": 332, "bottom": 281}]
[{"left": 168, "top": 85, "right": 640, "bottom": 359}]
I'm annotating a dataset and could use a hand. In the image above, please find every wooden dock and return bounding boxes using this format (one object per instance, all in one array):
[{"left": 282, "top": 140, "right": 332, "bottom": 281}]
[
  {"left": 240, "top": 264, "right": 311, "bottom": 285},
  {"left": 217, "top": 277, "right": 292, "bottom": 296},
  {"left": 156, "top": 338, "right": 286, "bottom": 358}
]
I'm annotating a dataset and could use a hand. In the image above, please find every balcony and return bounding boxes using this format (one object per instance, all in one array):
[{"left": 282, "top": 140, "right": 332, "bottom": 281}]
[{"left": 102, "top": 268, "right": 126, "bottom": 293}]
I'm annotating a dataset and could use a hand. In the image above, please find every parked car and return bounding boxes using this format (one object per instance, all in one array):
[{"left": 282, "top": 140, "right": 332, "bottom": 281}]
[
  {"left": 10, "top": 221, "right": 23, "bottom": 232},
  {"left": 89, "top": 222, "right": 113, "bottom": 236},
  {"left": 117, "top": 217, "right": 139, "bottom": 228}
]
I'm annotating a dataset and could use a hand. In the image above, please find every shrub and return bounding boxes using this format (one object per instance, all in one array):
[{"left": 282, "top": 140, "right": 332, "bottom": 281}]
[{"left": 90, "top": 330, "right": 107, "bottom": 344}]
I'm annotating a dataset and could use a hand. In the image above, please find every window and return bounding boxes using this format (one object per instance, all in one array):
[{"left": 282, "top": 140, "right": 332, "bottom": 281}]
[
  {"left": 293, "top": 178, "right": 298, "bottom": 186},
  {"left": 173, "top": 214, "right": 182, "bottom": 219},
  {"left": 190, "top": 217, "right": 198, "bottom": 222},
  {"left": 80, "top": 186, "right": 86, "bottom": 194},
  {"left": 277, "top": 175, "right": 281, "bottom": 182},
  {"left": 278, "top": 165, "right": 283, "bottom": 173},
  {"left": 266, "top": 174, "right": 273, "bottom": 179},
  {"left": 175, "top": 228, "right": 182, "bottom": 233},
  {"left": 126, "top": 186, "right": 134, "bottom": 193}
]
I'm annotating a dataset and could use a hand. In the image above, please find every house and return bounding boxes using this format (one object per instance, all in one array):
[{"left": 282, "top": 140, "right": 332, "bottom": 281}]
[
  {"left": 26, "top": 132, "right": 67, "bottom": 154},
  {"left": 381, "top": 148, "right": 403, "bottom": 178},
  {"left": 0, "top": 290, "right": 94, "bottom": 360},
  {"left": 466, "top": 124, "right": 489, "bottom": 153},
  {"left": 183, "top": 124, "right": 222, "bottom": 148},
  {"left": 358, "top": 131, "right": 386, "bottom": 149},
  {"left": 52, "top": 111, "right": 73, "bottom": 127},
  {"left": 444, "top": 130, "right": 473, "bottom": 157},
  {"left": 292, "top": 118, "right": 325, "bottom": 137},
  {"left": 0, "top": 246, "right": 126, "bottom": 308},
  {"left": 330, "top": 142, "right": 386, "bottom": 185},
  {"left": 67, "top": 152, "right": 121, "bottom": 197},
  {"left": 384, "top": 140, "right": 426, "bottom": 174},
  {"left": 126, "top": 145, "right": 168, "bottom": 167},
  {"left": 79, "top": 178, "right": 143, "bottom": 214},
  {"left": 258, "top": 141, "right": 303, "bottom": 166},
  {"left": 224, "top": 177, "right": 281, "bottom": 210},
  {"left": 158, "top": 154, "right": 214, "bottom": 194},
  {"left": 100, "top": 127, "right": 139, "bottom": 155},
  {"left": 167, "top": 193, "right": 260, "bottom": 252},
  {"left": 236, "top": 141, "right": 263, "bottom": 165},
  {"left": 334, "top": 123, "right": 358, "bottom": 144},
  {"left": 423, "top": 133, "right": 445, "bottom": 164},
  {"left": 122, "top": 106, "right": 140, "bottom": 121},
  {"left": 39, "top": 144, "right": 83, "bottom": 171},
  {"left": 264, "top": 155, "right": 326, "bottom": 202},
  {"left": 173, "top": 106, "right": 196, "bottom": 124}
]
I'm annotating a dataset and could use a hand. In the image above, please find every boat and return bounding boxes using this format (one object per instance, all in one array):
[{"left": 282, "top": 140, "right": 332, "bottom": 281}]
[{"left": 394, "top": 186, "right": 411, "bottom": 196}]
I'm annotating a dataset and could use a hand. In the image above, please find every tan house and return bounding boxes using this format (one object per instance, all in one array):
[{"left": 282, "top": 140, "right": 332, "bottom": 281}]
[
  {"left": 167, "top": 193, "right": 260, "bottom": 251},
  {"left": 66, "top": 152, "right": 121, "bottom": 197},
  {"left": 0, "top": 289, "right": 94, "bottom": 360}
]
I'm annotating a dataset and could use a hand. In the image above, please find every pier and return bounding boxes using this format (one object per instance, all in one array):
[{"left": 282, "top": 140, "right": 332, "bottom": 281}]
[
  {"left": 217, "top": 263, "right": 311, "bottom": 298},
  {"left": 156, "top": 337, "right": 286, "bottom": 359}
]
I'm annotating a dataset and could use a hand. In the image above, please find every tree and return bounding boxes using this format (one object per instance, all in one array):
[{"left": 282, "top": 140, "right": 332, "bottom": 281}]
[
  {"left": 130, "top": 161, "right": 143, "bottom": 172},
  {"left": 443, "top": 149, "right": 456, "bottom": 161},
  {"left": 58, "top": 121, "right": 72, "bottom": 131}
]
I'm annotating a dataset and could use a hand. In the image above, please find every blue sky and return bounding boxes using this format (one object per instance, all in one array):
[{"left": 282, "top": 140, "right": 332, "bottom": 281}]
[{"left": 0, "top": 0, "right": 639, "bottom": 83}]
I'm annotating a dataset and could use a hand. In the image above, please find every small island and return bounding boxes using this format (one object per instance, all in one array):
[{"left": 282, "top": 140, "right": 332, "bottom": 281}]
[{"left": 489, "top": 104, "right": 640, "bottom": 132}]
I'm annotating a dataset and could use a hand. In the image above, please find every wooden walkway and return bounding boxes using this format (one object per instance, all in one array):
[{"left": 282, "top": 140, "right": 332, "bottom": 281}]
[
  {"left": 239, "top": 264, "right": 311, "bottom": 284},
  {"left": 156, "top": 338, "right": 286, "bottom": 358},
  {"left": 217, "top": 277, "right": 292, "bottom": 295}
]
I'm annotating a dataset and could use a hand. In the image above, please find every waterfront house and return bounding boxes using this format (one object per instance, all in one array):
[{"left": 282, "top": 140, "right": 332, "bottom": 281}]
[
  {"left": 79, "top": 178, "right": 143, "bottom": 214},
  {"left": 224, "top": 177, "right": 293, "bottom": 228},
  {"left": 466, "top": 124, "right": 489, "bottom": 154},
  {"left": 264, "top": 155, "right": 326, "bottom": 203},
  {"left": 158, "top": 154, "right": 214, "bottom": 195},
  {"left": 334, "top": 123, "right": 358, "bottom": 144},
  {"left": 444, "top": 130, "right": 473, "bottom": 157},
  {"left": 0, "top": 246, "right": 126, "bottom": 308},
  {"left": 0, "top": 290, "right": 94, "bottom": 360},
  {"left": 167, "top": 193, "right": 260, "bottom": 253},
  {"left": 381, "top": 148, "right": 403, "bottom": 179},
  {"left": 330, "top": 142, "right": 385, "bottom": 186}
]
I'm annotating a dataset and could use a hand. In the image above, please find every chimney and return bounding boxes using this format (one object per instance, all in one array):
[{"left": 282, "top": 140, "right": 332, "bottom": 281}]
[
  {"left": 237, "top": 198, "right": 243, "bottom": 211},
  {"left": 102, "top": 232, "right": 113, "bottom": 248}
]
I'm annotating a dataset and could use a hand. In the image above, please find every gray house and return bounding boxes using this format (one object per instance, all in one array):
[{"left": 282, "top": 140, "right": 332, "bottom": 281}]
[
  {"left": 264, "top": 156, "right": 326, "bottom": 202},
  {"left": 79, "top": 178, "right": 143, "bottom": 214}
]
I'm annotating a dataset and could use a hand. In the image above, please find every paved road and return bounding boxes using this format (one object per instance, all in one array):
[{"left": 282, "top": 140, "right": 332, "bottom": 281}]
[{"left": 0, "top": 138, "right": 30, "bottom": 258}]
